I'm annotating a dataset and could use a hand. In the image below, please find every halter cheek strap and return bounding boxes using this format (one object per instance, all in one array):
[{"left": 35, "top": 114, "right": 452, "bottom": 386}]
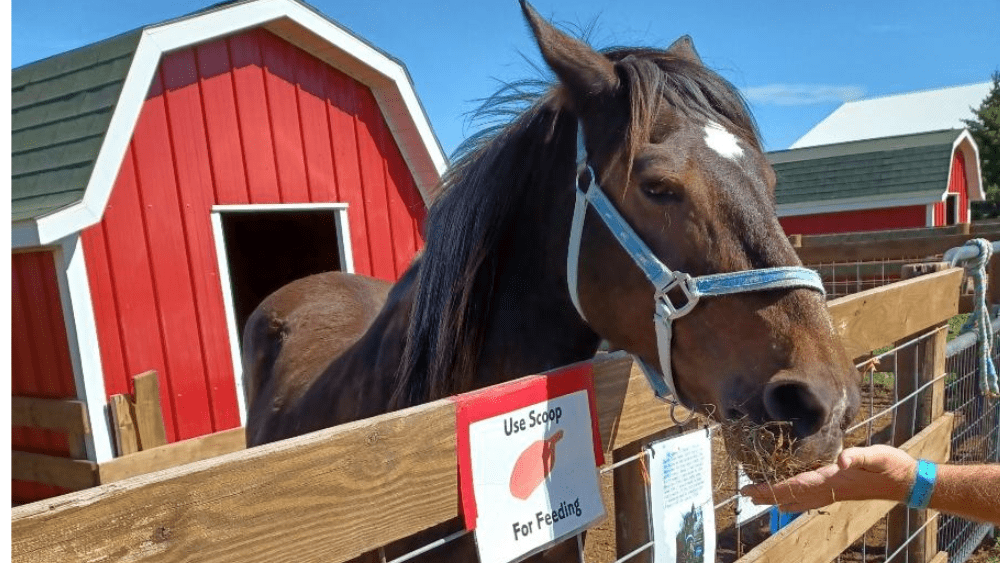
[{"left": 568, "top": 124, "right": 826, "bottom": 416}]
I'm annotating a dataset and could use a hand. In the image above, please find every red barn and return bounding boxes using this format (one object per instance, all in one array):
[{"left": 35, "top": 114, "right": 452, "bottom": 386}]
[
  {"left": 11, "top": 0, "right": 446, "bottom": 503},
  {"left": 771, "top": 129, "right": 983, "bottom": 235}
]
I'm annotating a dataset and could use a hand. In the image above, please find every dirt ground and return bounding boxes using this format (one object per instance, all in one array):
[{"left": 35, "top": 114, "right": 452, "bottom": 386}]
[{"left": 967, "top": 534, "right": 1000, "bottom": 563}]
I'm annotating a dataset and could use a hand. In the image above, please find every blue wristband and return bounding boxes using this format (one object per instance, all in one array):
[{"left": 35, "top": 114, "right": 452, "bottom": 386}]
[{"left": 906, "top": 459, "right": 937, "bottom": 509}]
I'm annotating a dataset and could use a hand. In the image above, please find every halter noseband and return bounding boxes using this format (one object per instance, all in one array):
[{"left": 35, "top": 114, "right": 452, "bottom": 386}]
[{"left": 567, "top": 125, "right": 826, "bottom": 423}]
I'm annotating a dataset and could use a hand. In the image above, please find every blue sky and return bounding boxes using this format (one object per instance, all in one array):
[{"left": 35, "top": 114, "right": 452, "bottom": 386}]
[{"left": 12, "top": 0, "right": 999, "bottom": 155}]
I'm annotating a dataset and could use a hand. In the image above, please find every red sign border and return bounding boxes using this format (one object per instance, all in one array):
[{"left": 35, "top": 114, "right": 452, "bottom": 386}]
[{"left": 453, "top": 361, "right": 605, "bottom": 530}]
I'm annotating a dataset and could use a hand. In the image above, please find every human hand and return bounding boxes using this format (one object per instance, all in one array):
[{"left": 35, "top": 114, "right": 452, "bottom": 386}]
[{"left": 739, "top": 445, "right": 918, "bottom": 513}]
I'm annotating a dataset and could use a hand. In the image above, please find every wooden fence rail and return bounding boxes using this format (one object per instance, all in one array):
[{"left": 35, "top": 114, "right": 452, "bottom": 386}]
[
  {"left": 12, "top": 396, "right": 96, "bottom": 491},
  {"left": 13, "top": 372, "right": 247, "bottom": 496},
  {"left": 795, "top": 233, "right": 999, "bottom": 265},
  {"left": 790, "top": 222, "right": 1000, "bottom": 249},
  {"left": 12, "top": 268, "right": 965, "bottom": 563}
]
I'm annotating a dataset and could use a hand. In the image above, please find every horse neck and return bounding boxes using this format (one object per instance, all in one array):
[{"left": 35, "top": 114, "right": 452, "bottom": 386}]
[{"left": 469, "top": 140, "right": 601, "bottom": 389}]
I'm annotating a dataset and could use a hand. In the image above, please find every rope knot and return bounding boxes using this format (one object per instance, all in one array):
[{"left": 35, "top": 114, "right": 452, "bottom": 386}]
[{"left": 956, "top": 238, "right": 999, "bottom": 398}]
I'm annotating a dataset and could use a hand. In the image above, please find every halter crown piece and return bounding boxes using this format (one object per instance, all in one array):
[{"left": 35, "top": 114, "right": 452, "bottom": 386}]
[{"left": 567, "top": 124, "right": 827, "bottom": 424}]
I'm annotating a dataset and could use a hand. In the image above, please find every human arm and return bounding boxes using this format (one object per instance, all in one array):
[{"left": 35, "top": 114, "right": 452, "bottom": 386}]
[
  {"left": 927, "top": 462, "right": 1000, "bottom": 524},
  {"left": 738, "top": 444, "right": 1000, "bottom": 525}
]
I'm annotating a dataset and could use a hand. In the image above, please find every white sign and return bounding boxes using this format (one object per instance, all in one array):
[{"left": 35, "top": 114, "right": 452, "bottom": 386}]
[
  {"left": 737, "top": 466, "right": 771, "bottom": 524},
  {"left": 463, "top": 389, "right": 605, "bottom": 563},
  {"left": 649, "top": 430, "right": 716, "bottom": 563}
]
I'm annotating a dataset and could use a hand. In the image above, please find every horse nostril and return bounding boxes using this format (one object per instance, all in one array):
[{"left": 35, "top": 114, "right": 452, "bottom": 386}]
[{"left": 763, "top": 381, "right": 828, "bottom": 439}]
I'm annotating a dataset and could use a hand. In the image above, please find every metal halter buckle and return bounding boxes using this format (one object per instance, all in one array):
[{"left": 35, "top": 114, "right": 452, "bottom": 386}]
[{"left": 655, "top": 273, "right": 700, "bottom": 320}]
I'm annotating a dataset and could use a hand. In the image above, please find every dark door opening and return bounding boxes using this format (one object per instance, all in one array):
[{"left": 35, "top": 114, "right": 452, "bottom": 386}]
[
  {"left": 945, "top": 194, "right": 958, "bottom": 225},
  {"left": 220, "top": 210, "right": 343, "bottom": 340}
]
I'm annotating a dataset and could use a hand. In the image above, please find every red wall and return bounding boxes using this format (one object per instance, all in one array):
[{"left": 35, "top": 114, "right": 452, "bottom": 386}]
[
  {"left": 779, "top": 205, "right": 927, "bottom": 236},
  {"left": 80, "top": 29, "right": 427, "bottom": 444},
  {"left": 933, "top": 150, "right": 969, "bottom": 226},
  {"left": 11, "top": 251, "right": 77, "bottom": 504}
]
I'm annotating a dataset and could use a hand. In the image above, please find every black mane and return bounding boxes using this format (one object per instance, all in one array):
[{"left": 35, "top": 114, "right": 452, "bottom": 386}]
[{"left": 391, "top": 46, "right": 760, "bottom": 408}]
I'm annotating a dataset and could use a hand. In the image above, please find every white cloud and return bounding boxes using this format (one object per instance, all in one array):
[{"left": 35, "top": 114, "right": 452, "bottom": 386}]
[{"left": 742, "top": 84, "right": 866, "bottom": 106}]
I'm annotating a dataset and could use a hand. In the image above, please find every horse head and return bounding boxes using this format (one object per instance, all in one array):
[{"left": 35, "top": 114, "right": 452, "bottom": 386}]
[{"left": 521, "top": 1, "right": 860, "bottom": 474}]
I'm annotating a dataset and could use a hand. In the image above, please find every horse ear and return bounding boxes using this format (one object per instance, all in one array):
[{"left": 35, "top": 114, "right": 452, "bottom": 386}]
[
  {"left": 520, "top": 0, "right": 618, "bottom": 109},
  {"left": 666, "top": 35, "right": 702, "bottom": 65}
]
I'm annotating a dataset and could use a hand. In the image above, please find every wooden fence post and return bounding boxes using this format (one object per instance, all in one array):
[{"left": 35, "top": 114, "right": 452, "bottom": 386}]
[
  {"left": 133, "top": 371, "right": 168, "bottom": 450},
  {"left": 988, "top": 254, "right": 1000, "bottom": 309},
  {"left": 919, "top": 328, "right": 948, "bottom": 561},
  {"left": 613, "top": 427, "right": 676, "bottom": 563},
  {"left": 109, "top": 371, "right": 168, "bottom": 457},
  {"left": 886, "top": 263, "right": 950, "bottom": 563},
  {"left": 109, "top": 395, "right": 140, "bottom": 456}
]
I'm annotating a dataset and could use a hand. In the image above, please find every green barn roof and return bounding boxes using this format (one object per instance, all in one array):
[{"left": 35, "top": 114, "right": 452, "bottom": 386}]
[
  {"left": 12, "top": 31, "right": 142, "bottom": 222},
  {"left": 769, "top": 129, "right": 970, "bottom": 209}
]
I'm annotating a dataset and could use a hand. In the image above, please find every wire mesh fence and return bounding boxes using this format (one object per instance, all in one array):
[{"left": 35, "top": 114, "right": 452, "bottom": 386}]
[
  {"left": 937, "top": 317, "right": 1000, "bottom": 563},
  {"left": 710, "top": 327, "right": 949, "bottom": 563},
  {"left": 806, "top": 258, "right": 949, "bottom": 300}
]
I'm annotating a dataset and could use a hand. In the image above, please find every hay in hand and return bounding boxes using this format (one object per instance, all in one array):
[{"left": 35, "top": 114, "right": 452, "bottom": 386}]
[{"left": 719, "top": 418, "right": 826, "bottom": 484}]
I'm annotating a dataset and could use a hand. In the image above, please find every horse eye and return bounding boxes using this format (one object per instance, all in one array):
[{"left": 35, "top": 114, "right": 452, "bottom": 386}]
[{"left": 640, "top": 180, "right": 684, "bottom": 204}]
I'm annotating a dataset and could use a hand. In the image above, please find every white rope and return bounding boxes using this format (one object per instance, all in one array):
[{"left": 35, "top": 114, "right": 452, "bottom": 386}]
[{"left": 956, "top": 239, "right": 999, "bottom": 397}]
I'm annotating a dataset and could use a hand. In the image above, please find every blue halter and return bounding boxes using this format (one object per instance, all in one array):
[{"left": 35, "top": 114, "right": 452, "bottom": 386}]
[{"left": 567, "top": 125, "right": 826, "bottom": 422}]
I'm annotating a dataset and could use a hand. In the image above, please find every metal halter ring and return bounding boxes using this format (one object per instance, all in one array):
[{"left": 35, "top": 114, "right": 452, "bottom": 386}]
[
  {"left": 655, "top": 272, "right": 700, "bottom": 320},
  {"left": 669, "top": 399, "right": 697, "bottom": 426}
]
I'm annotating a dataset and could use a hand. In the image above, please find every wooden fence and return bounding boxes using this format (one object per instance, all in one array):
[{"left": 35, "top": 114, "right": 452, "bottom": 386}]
[
  {"left": 11, "top": 268, "right": 964, "bottom": 563},
  {"left": 788, "top": 224, "right": 1000, "bottom": 307},
  {"left": 12, "top": 371, "right": 246, "bottom": 496}
]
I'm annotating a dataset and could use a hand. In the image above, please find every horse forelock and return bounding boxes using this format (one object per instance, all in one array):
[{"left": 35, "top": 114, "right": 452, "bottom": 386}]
[{"left": 606, "top": 48, "right": 762, "bottom": 183}]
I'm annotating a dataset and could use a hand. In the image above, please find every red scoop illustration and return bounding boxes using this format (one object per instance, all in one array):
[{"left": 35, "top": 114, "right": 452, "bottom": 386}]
[{"left": 509, "top": 430, "right": 564, "bottom": 500}]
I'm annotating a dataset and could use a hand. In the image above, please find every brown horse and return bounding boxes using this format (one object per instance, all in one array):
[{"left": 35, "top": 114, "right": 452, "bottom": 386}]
[{"left": 244, "top": 1, "right": 859, "bottom": 559}]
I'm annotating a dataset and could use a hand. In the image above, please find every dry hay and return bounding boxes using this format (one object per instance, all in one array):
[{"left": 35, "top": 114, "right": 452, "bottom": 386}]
[{"left": 718, "top": 418, "right": 827, "bottom": 485}]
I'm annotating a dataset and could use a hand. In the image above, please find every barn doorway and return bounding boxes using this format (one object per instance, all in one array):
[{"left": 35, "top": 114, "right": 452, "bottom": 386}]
[
  {"left": 945, "top": 194, "right": 959, "bottom": 225},
  {"left": 212, "top": 204, "right": 354, "bottom": 345}
]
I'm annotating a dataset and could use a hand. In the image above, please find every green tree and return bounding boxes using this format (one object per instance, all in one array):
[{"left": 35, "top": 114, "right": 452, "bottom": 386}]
[{"left": 966, "top": 71, "right": 1000, "bottom": 219}]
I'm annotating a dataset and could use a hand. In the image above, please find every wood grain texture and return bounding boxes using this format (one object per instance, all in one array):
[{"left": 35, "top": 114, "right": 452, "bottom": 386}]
[
  {"left": 827, "top": 268, "right": 962, "bottom": 360},
  {"left": 12, "top": 451, "right": 98, "bottom": 491},
  {"left": 797, "top": 233, "right": 998, "bottom": 264},
  {"left": 734, "top": 413, "right": 954, "bottom": 563},
  {"left": 917, "top": 328, "right": 948, "bottom": 562},
  {"left": 797, "top": 224, "right": 980, "bottom": 247},
  {"left": 99, "top": 428, "right": 246, "bottom": 483},
  {"left": 12, "top": 400, "right": 458, "bottom": 563},
  {"left": 133, "top": 371, "right": 168, "bottom": 450},
  {"left": 110, "top": 394, "right": 140, "bottom": 456},
  {"left": 11, "top": 271, "right": 957, "bottom": 561},
  {"left": 12, "top": 397, "right": 91, "bottom": 435},
  {"left": 989, "top": 256, "right": 1000, "bottom": 307}
]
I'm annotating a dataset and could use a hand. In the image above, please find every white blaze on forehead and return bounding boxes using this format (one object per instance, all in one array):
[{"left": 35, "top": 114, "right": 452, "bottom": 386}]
[{"left": 704, "top": 122, "right": 743, "bottom": 160}]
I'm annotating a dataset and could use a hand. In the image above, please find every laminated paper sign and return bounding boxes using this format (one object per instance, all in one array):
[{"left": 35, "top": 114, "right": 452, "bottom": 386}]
[
  {"left": 737, "top": 466, "right": 771, "bottom": 524},
  {"left": 649, "top": 429, "right": 716, "bottom": 563},
  {"left": 454, "top": 364, "right": 606, "bottom": 563}
]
